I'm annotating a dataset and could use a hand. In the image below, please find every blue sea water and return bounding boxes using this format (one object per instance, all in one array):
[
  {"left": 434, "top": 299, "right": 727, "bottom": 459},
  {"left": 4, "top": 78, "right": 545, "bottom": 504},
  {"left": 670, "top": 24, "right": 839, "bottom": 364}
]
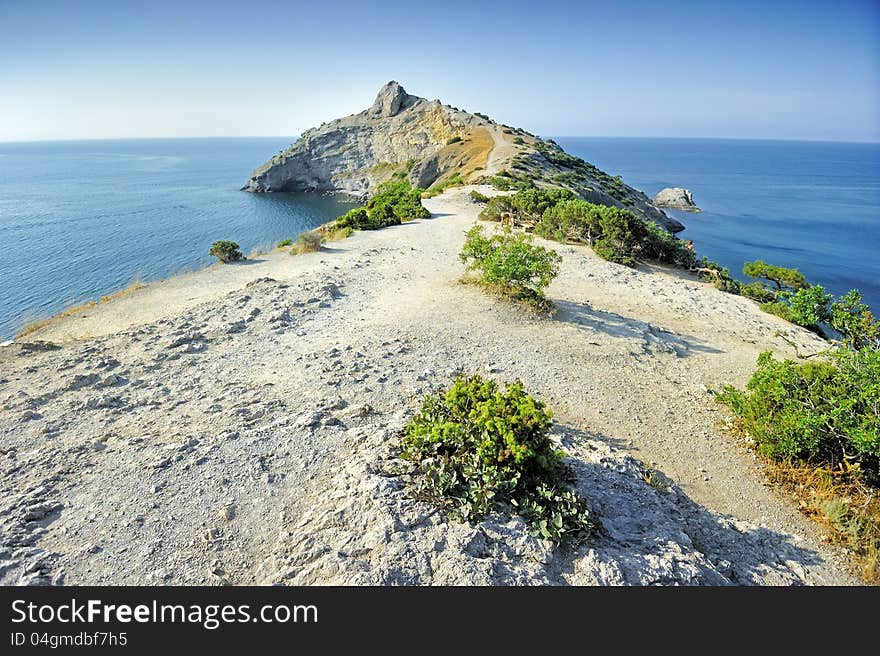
[
  {"left": 0, "top": 138, "right": 356, "bottom": 338},
  {"left": 557, "top": 137, "right": 880, "bottom": 313},
  {"left": 0, "top": 137, "right": 877, "bottom": 339}
]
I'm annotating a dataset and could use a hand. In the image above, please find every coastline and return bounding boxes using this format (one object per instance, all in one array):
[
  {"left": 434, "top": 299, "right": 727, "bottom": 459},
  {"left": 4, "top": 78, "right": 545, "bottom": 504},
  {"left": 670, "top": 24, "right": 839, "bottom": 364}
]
[{"left": 0, "top": 184, "right": 856, "bottom": 585}]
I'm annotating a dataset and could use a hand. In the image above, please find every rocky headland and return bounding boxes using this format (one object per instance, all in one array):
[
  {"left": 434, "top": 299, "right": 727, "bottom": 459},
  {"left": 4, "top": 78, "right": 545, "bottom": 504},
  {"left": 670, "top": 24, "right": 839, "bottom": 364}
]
[
  {"left": 243, "top": 81, "right": 684, "bottom": 233},
  {"left": 0, "top": 84, "right": 857, "bottom": 586}
]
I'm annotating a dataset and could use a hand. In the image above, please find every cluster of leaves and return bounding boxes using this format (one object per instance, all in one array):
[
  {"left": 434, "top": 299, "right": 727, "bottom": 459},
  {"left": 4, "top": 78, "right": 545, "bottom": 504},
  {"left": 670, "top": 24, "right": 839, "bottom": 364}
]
[
  {"left": 460, "top": 225, "right": 561, "bottom": 312},
  {"left": 469, "top": 190, "right": 490, "bottom": 204},
  {"left": 276, "top": 238, "right": 293, "bottom": 248},
  {"left": 400, "top": 375, "right": 594, "bottom": 542},
  {"left": 718, "top": 347, "right": 880, "bottom": 482},
  {"left": 209, "top": 240, "right": 244, "bottom": 263},
  {"left": 332, "top": 179, "right": 430, "bottom": 231}
]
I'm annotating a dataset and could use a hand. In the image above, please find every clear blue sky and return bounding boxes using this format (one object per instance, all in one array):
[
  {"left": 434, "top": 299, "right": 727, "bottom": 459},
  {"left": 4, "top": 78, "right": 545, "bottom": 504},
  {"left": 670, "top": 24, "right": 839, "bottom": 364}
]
[{"left": 1, "top": 0, "right": 877, "bottom": 142}]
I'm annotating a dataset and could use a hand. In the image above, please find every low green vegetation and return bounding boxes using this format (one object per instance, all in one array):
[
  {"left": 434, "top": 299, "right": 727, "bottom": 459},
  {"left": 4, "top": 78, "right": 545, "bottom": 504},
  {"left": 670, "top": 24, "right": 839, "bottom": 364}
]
[
  {"left": 719, "top": 269, "right": 879, "bottom": 581},
  {"left": 423, "top": 172, "right": 465, "bottom": 198},
  {"left": 292, "top": 230, "right": 325, "bottom": 254},
  {"left": 718, "top": 348, "right": 879, "bottom": 475},
  {"left": 445, "top": 135, "right": 462, "bottom": 145},
  {"left": 460, "top": 225, "right": 561, "bottom": 313},
  {"left": 480, "top": 188, "right": 697, "bottom": 270},
  {"left": 209, "top": 240, "right": 244, "bottom": 263},
  {"left": 743, "top": 260, "right": 806, "bottom": 299},
  {"left": 469, "top": 190, "right": 490, "bottom": 204},
  {"left": 329, "top": 179, "right": 431, "bottom": 232},
  {"left": 400, "top": 375, "right": 594, "bottom": 542},
  {"left": 276, "top": 238, "right": 293, "bottom": 248},
  {"left": 718, "top": 341, "right": 880, "bottom": 581}
]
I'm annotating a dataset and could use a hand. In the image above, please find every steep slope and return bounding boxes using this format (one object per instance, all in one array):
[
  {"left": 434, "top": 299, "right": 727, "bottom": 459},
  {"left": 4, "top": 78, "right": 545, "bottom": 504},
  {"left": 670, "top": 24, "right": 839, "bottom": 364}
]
[{"left": 242, "top": 81, "right": 683, "bottom": 232}]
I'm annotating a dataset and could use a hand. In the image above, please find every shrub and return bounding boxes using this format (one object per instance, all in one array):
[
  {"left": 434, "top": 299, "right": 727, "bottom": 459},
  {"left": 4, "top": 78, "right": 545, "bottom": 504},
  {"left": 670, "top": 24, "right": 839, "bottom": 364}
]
[
  {"left": 326, "top": 225, "right": 353, "bottom": 241},
  {"left": 490, "top": 176, "right": 513, "bottom": 191},
  {"left": 367, "top": 201, "right": 398, "bottom": 228},
  {"left": 446, "top": 136, "right": 462, "bottom": 145},
  {"left": 460, "top": 225, "right": 561, "bottom": 311},
  {"left": 741, "top": 281, "right": 775, "bottom": 303},
  {"left": 787, "top": 285, "right": 832, "bottom": 329},
  {"left": 368, "top": 179, "right": 430, "bottom": 221},
  {"left": 277, "top": 238, "right": 293, "bottom": 248},
  {"left": 400, "top": 375, "right": 594, "bottom": 541},
  {"left": 760, "top": 300, "right": 794, "bottom": 322},
  {"left": 718, "top": 348, "right": 880, "bottom": 480},
  {"left": 691, "top": 258, "right": 742, "bottom": 293},
  {"left": 292, "top": 231, "right": 325, "bottom": 254},
  {"left": 424, "top": 172, "right": 465, "bottom": 198},
  {"left": 334, "top": 206, "right": 371, "bottom": 230},
  {"left": 209, "top": 240, "right": 244, "bottom": 263},
  {"left": 469, "top": 190, "right": 490, "bottom": 204},
  {"left": 743, "top": 260, "right": 807, "bottom": 300},
  {"left": 830, "top": 290, "right": 879, "bottom": 350}
]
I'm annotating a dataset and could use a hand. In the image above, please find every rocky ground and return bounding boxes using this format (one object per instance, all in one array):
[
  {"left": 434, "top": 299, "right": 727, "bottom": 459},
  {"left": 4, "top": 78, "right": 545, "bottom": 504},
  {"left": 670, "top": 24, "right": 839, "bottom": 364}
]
[{"left": 0, "top": 186, "right": 856, "bottom": 585}]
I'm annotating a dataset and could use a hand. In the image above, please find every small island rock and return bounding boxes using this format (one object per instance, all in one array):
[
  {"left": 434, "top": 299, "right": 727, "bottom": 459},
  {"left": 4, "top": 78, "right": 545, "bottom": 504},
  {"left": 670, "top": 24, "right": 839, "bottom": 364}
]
[{"left": 652, "top": 187, "right": 701, "bottom": 212}]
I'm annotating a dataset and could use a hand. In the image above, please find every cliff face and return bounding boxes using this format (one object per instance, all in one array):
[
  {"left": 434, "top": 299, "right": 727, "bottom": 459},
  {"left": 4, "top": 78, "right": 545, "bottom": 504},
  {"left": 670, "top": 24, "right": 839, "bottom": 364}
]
[
  {"left": 242, "top": 81, "right": 485, "bottom": 196},
  {"left": 243, "top": 81, "right": 683, "bottom": 232}
]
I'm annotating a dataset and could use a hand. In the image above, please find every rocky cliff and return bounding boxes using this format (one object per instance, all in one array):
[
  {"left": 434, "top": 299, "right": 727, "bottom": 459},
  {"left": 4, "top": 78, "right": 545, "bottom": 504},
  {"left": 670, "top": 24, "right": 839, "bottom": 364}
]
[{"left": 243, "top": 81, "right": 684, "bottom": 232}]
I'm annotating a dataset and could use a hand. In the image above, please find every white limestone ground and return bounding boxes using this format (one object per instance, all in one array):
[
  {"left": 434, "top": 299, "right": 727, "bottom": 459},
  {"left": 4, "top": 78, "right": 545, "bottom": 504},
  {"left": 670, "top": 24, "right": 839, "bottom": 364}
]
[{"left": 0, "top": 186, "right": 855, "bottom": 585}]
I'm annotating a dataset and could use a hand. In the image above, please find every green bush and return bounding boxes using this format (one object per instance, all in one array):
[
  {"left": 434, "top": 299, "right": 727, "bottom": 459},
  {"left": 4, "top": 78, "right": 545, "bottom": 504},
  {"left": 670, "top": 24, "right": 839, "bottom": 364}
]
[
  {"left": 469, "top": 190, "right": 490, "bottom": 204},
  {"left": 787, "top": 285, "right": 833, "bottom": 329},
  {"left": 334, "top": 207, "right": 372, "bottom": 230},
  {"left": 718, "top": 348, "right": 880, "bottom": 480},
  {"left": 367, "top": 201, "right": 398, "bottom": 228},
  {"left": 276, "top": 238, "right": 293, "bottom": 248},
  {"left": 490, "top": 176, "right": 513, "bottom": 191},
  {"left": 760, "top": 300, "right": 794, "bottom": 322},
  {"left": 460, "top": 225, "right": 561, "bottom": 311},
  {"left": 743, "top": 260, "right": 807, "bottom": 300},
  {"left": 209, "top": 240, "right": 244, "bottom": 263},
  {"left": 741, "top": 281, "right": 775, "bottom": 303},
  {"left": 292, "top": 230, "right": 325, "bottom": 254},
  {"left": 401, "top": 375, "right": 594, "bottom": 541},
  {"left": 424, "top": 172, "right": 465, "bottom": 198},
  {"left": 484, "top": 188, "right": 697, "bottom": 269},
  {"left": 330, "top": 180, "right": 429, "bottom": 232},
  {"left": 368, "top": 179, "right": 430, "bottom": 221},
  {"left": 830, "top": 290, "right": 880, "bottom": 350},
  {"left": 446, "top": 136, "right": 462, "bottom": 145}
]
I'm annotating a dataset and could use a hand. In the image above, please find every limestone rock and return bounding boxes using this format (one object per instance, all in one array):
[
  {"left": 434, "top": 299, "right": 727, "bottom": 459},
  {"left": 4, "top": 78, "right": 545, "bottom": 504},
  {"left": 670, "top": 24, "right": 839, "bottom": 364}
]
[
  {"left": 652, "top": 187, "right": 701, "bottom": 212},
  {"left": 241, "top": 81, "right": 685, "bottom": 233}
]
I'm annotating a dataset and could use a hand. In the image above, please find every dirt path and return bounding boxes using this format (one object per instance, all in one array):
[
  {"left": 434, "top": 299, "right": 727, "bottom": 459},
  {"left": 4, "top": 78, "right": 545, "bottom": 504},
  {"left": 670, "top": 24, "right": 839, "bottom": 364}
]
[
  {"left": 484, "top": 125, "right": 520, "bottom": 175},
  {"left": 0, "top": 186, "right": 855, "bottom": 585}
]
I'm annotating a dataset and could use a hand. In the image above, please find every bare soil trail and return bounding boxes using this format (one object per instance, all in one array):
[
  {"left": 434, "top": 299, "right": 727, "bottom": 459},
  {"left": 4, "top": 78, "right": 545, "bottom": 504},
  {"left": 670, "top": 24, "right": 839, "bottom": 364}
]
[{"left": 0, "top": 186, "right": 854, "bottom": 585}]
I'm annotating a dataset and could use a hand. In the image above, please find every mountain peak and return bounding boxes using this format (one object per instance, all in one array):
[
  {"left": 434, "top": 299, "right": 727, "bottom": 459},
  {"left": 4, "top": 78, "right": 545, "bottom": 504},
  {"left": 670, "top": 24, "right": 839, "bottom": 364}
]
[{"left": 370, "top": 80, "right": 415, "bottom": 117}]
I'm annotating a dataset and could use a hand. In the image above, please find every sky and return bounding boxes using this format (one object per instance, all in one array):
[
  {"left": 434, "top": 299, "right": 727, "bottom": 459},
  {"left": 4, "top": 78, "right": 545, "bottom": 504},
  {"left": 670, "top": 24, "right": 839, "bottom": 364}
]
[{"left": 1, "top": 0, "right": 878, "bottom": 142}]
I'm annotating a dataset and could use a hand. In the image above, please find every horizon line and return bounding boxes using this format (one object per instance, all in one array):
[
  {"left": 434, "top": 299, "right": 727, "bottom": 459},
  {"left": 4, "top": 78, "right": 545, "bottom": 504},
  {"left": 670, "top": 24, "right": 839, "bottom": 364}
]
[{"left": 1, "top": 134, "right": 878, "bottom": 146}]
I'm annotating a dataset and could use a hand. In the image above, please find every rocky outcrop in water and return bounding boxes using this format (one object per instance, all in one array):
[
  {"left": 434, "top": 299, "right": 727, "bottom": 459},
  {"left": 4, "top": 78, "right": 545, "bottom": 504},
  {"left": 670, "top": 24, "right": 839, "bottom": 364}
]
[{"left": 653, "top": 187, "right": 701, "bottom": 212}]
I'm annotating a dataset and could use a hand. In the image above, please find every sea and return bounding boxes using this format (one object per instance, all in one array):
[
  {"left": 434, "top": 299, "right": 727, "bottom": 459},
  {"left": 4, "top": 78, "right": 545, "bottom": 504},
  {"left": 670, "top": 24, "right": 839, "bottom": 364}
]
[
  {"left": 558, "top": 137, "right": 879, "bottom": 312},
  {"left": 0, "top": 136, "right": 877, "bottom": 339}
]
